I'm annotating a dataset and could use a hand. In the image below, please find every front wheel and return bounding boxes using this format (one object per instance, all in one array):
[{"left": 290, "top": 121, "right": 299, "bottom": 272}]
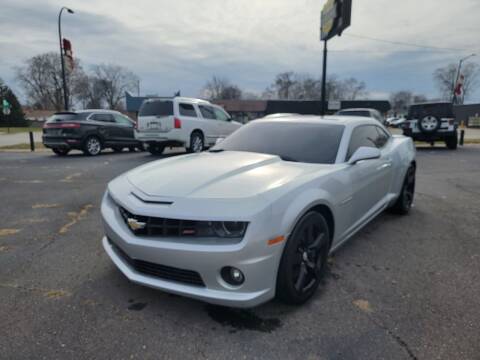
[
  {"left": 83, "top": 136, "right": 102, "bottom": 156},
  {"left": 276, "top": 212, "right": 330, "bottom": 305},
  {"left": 390, "top": 165, "right": 416, "bottom": 215}
]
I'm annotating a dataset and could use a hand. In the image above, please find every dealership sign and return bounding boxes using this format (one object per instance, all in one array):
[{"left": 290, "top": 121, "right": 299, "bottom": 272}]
[{"left": 321, "top": 0, "right": 352, "bottom": 41}]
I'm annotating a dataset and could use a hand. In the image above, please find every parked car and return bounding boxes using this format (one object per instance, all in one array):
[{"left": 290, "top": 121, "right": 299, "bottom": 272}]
[
  {"left": 402, "top": 102, "right": 458, "bottom": 149},
  {"left": 387, "top": 116, "right": 406, "bottom": 128},
  {"left": 42, "top": 110, "right": 141, "bottom": 156},
  {"left": 135, "top": 97, "right": 242, "bottom": 155},
  {"left": 101, "top": 115, "right": 416, "bottom": 308},
  {"left": 336, "top": 108, "right": 386, "bottom": 125}
]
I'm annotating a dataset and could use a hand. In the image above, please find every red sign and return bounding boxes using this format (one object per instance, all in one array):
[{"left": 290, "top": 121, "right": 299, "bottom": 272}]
[{"left": 62, "top": 38, "right": 74, "bottom": 71}]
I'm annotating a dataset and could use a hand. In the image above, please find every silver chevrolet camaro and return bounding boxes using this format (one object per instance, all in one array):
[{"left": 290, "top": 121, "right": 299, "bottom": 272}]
[{"left": 102, "top": 115, "right": 416, "bottom": 308}]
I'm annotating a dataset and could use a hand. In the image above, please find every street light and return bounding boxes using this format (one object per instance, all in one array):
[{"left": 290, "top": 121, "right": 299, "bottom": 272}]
[
  {"left": 452, "top": 53, "right": 476, "bottom": 104},
  {"left": 58, "top": 7, "right": 74, "bottom": 111}
]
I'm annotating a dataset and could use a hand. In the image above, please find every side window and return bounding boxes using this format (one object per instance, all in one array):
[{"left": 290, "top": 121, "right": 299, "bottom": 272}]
[
  {"left": 213, "top": 107, "right": 230, "bottom": 122},
  {"left": 114, "top": 114, "right": 133, "bottom": 126},
  {"left": 90, "top": 113, "right": 115, "bottom": 122},
  {"left": 179, "top": 103, "right": 198, "bottom": 117},
  {"left": 199, "top": 105, "right": 216, "bottom": 119},
  {"left": 375, "top": 126, "right": 390, "bottom": 148},
  {"left": 347, "top": 125, "right": 380, "bottom": 160}
]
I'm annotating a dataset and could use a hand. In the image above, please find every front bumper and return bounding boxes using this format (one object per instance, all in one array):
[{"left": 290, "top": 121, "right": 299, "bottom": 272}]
[{"left": 101, "top": 191, "right": 283, "bottom": 308}]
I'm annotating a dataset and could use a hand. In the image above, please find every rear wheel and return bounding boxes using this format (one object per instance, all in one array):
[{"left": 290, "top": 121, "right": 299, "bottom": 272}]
[
  {"left": 147, "top": 143, "right": 165, "bottom": 155},
  {"left": 52, "top": 148, "right": 70, "bottom": 156},
  {"left": 83, "top": 136, "right": 102, "bottom": 156},
  {"left": 187, "top": 132, "right": 204, "bottom": 153},
  {"left": 390, "top": 165, "right": 416, "bottom": 215},
  {"left": 276, "top": 212, "right": 330, "bottom": 305},
  {"left": 445, "top": 134, "right": 458, "bottom": 150}
]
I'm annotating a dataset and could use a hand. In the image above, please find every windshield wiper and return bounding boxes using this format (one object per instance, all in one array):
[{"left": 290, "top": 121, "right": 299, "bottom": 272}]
[{"left": 209, "top": 149, "right": 225, "bottom": 153}]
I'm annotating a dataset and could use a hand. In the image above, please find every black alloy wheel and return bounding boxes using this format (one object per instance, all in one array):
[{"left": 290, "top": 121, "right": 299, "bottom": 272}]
[
  {"left": 276, "top": 212, "right": 330, "bottom": 305},
  {"left": 390, "top": 165, "right": 416, "bottom": 214}
]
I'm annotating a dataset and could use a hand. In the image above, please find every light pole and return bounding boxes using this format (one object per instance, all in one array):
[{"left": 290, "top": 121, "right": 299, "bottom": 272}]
[
  {"left": 452, "top": 53, "right": 476, "bottom": 104},
  {"left": 58, "top": 6, "right": 74, "bottom": 111}
]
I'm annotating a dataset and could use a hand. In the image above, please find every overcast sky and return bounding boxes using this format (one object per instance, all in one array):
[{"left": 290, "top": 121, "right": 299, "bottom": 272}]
[{"left": 1, "top": 0, "right": 479, "bottom": 102}]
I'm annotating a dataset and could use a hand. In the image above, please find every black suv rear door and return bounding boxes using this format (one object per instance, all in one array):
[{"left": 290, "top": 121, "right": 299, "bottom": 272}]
[{"left": 89, "top": 113, "right": 118, "bottom": 144}]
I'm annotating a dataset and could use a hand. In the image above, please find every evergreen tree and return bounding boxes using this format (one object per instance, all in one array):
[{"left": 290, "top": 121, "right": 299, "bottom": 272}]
[{"left": 0, "top": 78, "right": 26, "bottom": 127}]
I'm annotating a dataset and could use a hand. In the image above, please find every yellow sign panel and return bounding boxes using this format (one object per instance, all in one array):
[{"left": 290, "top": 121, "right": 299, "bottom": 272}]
[{"left": 321, "top": 0, "right": 337, "bottom": 36}]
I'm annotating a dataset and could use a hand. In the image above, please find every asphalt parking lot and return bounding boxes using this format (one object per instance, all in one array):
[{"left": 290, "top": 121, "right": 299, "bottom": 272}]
[{"left": 1, "top": 146, "right": 479, "bottom": 360}]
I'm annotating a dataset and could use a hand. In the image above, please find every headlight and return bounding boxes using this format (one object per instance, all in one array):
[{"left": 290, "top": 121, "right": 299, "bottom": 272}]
[{"left": 212, "top": 221, "right": 248, "bottom": 238}]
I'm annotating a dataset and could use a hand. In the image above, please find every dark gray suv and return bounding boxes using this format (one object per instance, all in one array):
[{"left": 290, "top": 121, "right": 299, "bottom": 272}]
[{"left": 42, "top": 110, "right": 142, "bottom": 156}]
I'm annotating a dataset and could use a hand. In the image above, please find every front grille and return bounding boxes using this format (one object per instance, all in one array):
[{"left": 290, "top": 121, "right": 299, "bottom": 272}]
[
  {"left": 119, "top": 207, "right": 211, "bottom": 237},
  {"left": 109, "top": 239, "right": 205, "bottom": 287}
]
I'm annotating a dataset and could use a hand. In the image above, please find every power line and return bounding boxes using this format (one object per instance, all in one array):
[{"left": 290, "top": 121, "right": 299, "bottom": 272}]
[{"left": 344, "top": 33, "right": 476, "bottom": 53}]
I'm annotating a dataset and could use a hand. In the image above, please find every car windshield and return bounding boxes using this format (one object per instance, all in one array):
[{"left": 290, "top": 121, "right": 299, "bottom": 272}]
[
  {"left": 211, "top": 121, "right": 344, "bottom": 164},
  {"left": 338, "top": 110, "right": 370, "bottom": 117},
  {"left": 139, "top": 101, "right": 173, "bottom": 117},
  {"left": 46, "top": 112, "right": 91, "bottom": 122}
]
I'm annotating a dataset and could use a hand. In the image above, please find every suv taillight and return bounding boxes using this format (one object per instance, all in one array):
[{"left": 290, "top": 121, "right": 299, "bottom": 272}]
[
  {"left": 174, "top": 118, "right": 182, "bottom": 129},
  {"left": 43, "top": 122, "right": 81, "bottom": 129}
]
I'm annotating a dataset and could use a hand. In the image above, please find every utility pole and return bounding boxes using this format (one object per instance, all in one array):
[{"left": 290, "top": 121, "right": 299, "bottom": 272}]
[
  {"left": 320, "top": 40, "right": 328, "bottom": 115},
  {"left": 58, "top": 7, "right": 74, "bottom": 111},
  {"left": 452, "top": 54, "right": 476, "bottom": 104}
]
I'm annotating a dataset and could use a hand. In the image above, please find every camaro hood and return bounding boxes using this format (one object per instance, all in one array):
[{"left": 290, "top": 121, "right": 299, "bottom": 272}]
[{"left": 126, "top": 151, "right": 337, "bottom": 200}]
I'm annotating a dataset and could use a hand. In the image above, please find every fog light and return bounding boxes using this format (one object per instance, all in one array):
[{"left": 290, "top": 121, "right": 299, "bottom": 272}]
[{"left": 221, "top": 266, "right": 245, "bottom": 286}]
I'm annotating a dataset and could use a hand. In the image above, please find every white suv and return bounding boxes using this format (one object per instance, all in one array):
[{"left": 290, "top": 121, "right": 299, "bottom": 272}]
[{"left": 135, "top": 97, "right": 242, "bottom": 155}]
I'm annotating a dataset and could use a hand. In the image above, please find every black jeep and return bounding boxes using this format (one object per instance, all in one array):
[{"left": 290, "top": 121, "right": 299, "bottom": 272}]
[{"left": 402, "top": 102, "right": 458, "bottom": 149}]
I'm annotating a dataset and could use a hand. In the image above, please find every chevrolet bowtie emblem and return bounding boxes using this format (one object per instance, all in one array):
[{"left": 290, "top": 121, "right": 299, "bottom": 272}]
[{"left": 127, "top": 218, "right": 146, "bottom": 231}]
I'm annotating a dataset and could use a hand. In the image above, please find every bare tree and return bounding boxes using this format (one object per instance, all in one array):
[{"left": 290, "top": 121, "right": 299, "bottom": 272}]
[
  {"left": 340, "top": 77, "right": 367, "bottom": 100},
  {"left": 73, "top": 74, "right": 105, "bottom": 109},
  {"left": 390, "top": 91, "right": 413, "bottom": 113},
  {"left": 91, "top": 64, "right": 139, "bottom": 109},
  {"left": 290, "top": 74, "right": 321, "bottom": 100},
  {"left": 433, "top": 62, "right": 480, "bottom": 101},
  {"left": 273, "top": 72, "right": 296, "bottom": 99},
  {"left": 202, "top": 76, "right": 242, "bottom": 100},
  {"left": 16, "top": 52, "right": 83, "bottom": 110}
]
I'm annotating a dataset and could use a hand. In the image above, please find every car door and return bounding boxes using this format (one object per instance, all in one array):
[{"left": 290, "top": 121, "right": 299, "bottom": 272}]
[
  {"left": 198, "top": 105, "right": 220, "bottom": 145},
  {"left": 89, "top": 113, "right": 117, "bottom": 145},
  {"left": 345, "top": 125, "right": 393, "bottom": 227},
  {"left": 212, "top": 106, "right": 239, "bottom": 137},
  {"left": 113, "top": 113, "right": 136, "bottom": 145}
]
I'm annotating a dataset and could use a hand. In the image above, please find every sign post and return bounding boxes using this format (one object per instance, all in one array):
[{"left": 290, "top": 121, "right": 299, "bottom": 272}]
[
  {"left": 320, "top": 0, "right": 352, "bottom": 115},
  {"left": 2, "top": 99, "right": 11, "bottom": 133}
]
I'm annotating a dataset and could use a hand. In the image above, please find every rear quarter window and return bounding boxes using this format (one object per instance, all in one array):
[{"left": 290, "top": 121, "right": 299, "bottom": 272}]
[
  {"left": 139, "top": 101, "right": 173, "bottom": 117},
  {"left": 179, "top": 103, "right": 198, "bottom": 117}
]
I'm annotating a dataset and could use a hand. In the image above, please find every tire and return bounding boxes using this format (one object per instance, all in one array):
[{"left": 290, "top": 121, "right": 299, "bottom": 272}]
[
  {"left": 418, "top": 115, "right": 441, "bottom": 134},
  {"left": 52, "top": 148, "right": 70, "bottom": 156},
  {"left": 276, "top": 211, "right": 330, "bottom": 305},
  {"left": 445, "top": 134, "right": 458, "bottom": 150},
  {"left": 112, "top": 146, "right": 124, "bottom": 153},
  {"left": 128, "top": 146, "right": 136, "bottom": 152},
  {"left": 83, "top": 136, "right": 102, "bottom": 156},
  {"left": 147, "top": 143, "right": 165, "bottom": 155},
  {"left": 390, "top": 165, "right": 416, "bottom": 215},
  {"left": 187, "top": 132, "right": 204, "bottom": 153}
]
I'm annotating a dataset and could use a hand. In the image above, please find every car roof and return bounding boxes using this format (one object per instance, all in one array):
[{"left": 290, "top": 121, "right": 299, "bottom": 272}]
[
  {"left": 338, "top": 108, "right": 376, "bottom": 112},
  {"left": 255, "top": 114, "right": 380, "bottom": 127},
  {"left": 75, "top": 109, "right": 121, "bottom": 114},
  {"left": 143, "top": 97, "right": 211, "bottom": 105}
]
